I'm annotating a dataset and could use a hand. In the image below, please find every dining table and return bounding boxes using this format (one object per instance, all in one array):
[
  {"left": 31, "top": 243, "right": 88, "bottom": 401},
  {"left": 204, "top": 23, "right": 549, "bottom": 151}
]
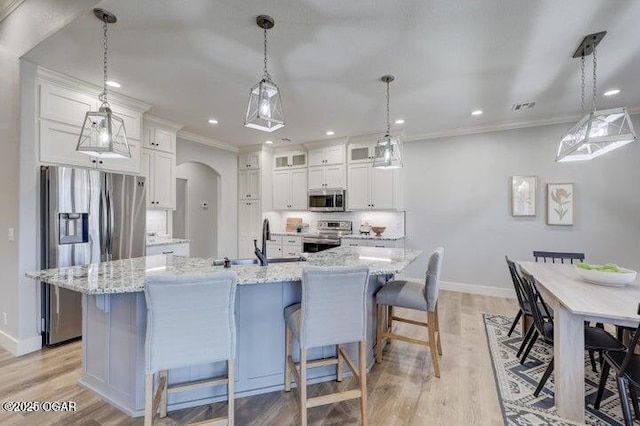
[{"left": 517, "top": 261, "right": 640, "bottom": 424}]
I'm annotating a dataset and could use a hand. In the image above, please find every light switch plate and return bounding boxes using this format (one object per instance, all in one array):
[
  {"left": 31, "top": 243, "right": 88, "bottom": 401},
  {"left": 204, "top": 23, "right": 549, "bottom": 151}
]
[{"left": 7, "top": 228, "right": 14, "bottom": 241}]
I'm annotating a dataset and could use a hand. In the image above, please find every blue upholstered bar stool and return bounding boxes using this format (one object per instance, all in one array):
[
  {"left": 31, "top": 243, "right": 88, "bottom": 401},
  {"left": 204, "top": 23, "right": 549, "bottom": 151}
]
[
  {"left": 375, "top": 247, "right": 444, "bottom": 377},
  {"left": 284, "top": 265, "right": 370, "bottom": 426},
  {"left": 143, "top": 272, "right": 238, "bottom": 426}
]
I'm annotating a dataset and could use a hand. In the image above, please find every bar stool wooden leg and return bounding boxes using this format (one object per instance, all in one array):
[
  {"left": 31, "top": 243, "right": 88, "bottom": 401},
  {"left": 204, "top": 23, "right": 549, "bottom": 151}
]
[
  {"left": 435, "top": 306, "right": 442, "bottom": 356},
  {"left": 359, "top": 341, "right": 368, "bottom": 426},
  {"left": 336, "top": 344, "right": 344, "bottom": 382},
  {"left": 159, "top": 370, "right": 168, "bottom": 418},
  {"left": 427, "top": 311, "right": 441, "bottom": 377},
  {"left": 144, "top": 372, "right": 154, "bottom": 426},
  {"left": 285, "top": 326, "right": 292, "bottom": 392},
  {"left": 228, "top": 359, "right": 235, "bottom": 426},
  {"left": 376, "top": 304, "right": 384, "bottom": 363},
  {"left": 387, "top": 306, "right": 393, "bottom": 333},
  {"left": 300, "top": 349, "right": 308, "bottom": 426}
]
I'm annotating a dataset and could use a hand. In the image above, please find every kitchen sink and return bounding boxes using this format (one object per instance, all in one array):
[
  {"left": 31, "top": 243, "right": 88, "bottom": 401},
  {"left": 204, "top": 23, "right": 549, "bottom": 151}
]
[{"left": 213, "top": 256, "right": 306, "bottom": 267}]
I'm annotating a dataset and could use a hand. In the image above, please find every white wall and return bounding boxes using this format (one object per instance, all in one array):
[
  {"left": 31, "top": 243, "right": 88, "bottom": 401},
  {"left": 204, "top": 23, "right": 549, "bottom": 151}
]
[
  {"left": 401, "top": 116, "right": 640, "bottom": 292},
  {"left": 0, "top": 0, "right": 99, "bottom": 356},
  {"left": 176, "top": 139, "right": 238, "bottom": 258},
  {"left": 175, "top": 162, "right": 220, "bottom": 258}
]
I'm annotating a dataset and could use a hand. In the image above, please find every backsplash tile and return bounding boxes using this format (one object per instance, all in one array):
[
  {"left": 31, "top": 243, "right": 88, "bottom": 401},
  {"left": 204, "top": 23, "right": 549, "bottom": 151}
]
[
  {"left": 263, "top": 211, "right": 406, "bottom": 236},
  {"left": 146, "top": 210, "right": 169, "bottom": 236}
]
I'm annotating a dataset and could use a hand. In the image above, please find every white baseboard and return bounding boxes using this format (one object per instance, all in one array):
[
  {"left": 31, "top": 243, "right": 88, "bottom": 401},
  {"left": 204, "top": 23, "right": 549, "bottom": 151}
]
[
  {"left": 0, "top": 330, "right": 42, "bottom": 356},
  {"left": 399, "top": 276, "right": 516, "bottom": 299}
]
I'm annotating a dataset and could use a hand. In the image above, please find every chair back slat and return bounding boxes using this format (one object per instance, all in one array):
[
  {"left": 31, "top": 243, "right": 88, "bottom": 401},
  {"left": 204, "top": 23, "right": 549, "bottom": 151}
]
[
  {"left": 424, "top": 247, "right": 445, "bottom": 312},
  {"left": 301, "top": 265, "right": 370, "bottom": 349},
  {"left": 519, "top": 271, "right": 553, "bottom": 338},
  {"left": 505, "top": 256, "right": 530, "bottom": 310},
  {"left": 533, "top": 251, "right": 585, "bottom": 264},
  {"left": 144, "top": 272, "right": 238, "bottom": 373}
]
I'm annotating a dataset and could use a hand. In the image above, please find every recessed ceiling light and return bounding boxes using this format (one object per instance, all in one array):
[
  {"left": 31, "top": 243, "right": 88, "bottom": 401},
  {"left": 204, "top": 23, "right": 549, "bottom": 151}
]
[
  {"left": 471, "top": 110, "right": 483, "bottom": 116},
  {"left": 208, "top": 119, "right": 218, "bottom": 124},
  {"left": 395, "top": 119, "right": 405, "bottom": 124},
  {"left": 265, "top": 140, "right": 273, "bottom": 145},
  {"left": 106, "top": 80, "right": 121, "bottom": 88},
  {"left": 326, "top": 131, "right": 335, "bottom": 136},
  {"left": 604, "top": 89, "right": 621, "bottom": 96}
]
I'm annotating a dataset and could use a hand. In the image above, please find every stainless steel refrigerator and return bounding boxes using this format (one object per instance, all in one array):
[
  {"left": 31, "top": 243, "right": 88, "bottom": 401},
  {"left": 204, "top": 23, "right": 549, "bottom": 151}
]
[{"left": 40, "top": 166, "right": 146, "bottom": 346}]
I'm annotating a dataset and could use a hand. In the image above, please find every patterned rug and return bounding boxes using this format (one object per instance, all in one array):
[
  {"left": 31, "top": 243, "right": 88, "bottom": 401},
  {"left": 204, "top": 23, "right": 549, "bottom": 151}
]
[{"left": 483, "top": 313, "right": 628, "bottom": 426}]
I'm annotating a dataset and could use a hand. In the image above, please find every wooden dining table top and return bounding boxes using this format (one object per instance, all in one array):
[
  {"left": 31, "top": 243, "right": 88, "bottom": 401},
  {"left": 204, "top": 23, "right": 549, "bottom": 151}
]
[{"left": 518, "top": 261, "right": 640, "bottom": 327}]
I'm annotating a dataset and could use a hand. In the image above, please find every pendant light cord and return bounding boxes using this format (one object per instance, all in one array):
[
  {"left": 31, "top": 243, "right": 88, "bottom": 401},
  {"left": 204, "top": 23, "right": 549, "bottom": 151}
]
[
  {"left": 99, "top": 17, "right": 109, "bottom": 107},
  {"left": 263, "top": 26, "right": 272, "bottom": 83},
  {"left": 386, "top": 80, "right": 391, "bottom": 136},
  {"left": 580, "top": 54, "right": 585, "bottom": 115},
  {"left": 579, "top": 44, "right": 598, "bottom": 115},
  {"left": 592, "top": 45, "right": 597, "bottom": 113}
]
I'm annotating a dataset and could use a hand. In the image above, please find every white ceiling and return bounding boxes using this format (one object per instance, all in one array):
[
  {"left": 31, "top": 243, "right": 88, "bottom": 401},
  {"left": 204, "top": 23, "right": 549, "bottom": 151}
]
[{"left": 23, "top": 0, "right": 640, "bottom": 147}]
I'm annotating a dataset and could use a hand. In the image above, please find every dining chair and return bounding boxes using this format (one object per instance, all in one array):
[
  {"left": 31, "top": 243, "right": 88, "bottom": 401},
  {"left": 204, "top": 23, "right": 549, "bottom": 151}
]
[
  {"left": 533, "top": 251, "right": 585, "bottom": 264},
  {"left": 143, "top": 272, "right": 238, "bottom": 426},
  {"left": 284, "top": 265, "right": 370, "bottom": 426},
  {"left": 375, "top": 247, "right": 444, "bottom": 377},
  {"left": 519, "top": 271, "right": 625, "bottom": 397},
  {"left": 594, "top": 304, "right": 640, "bottom": 425}
]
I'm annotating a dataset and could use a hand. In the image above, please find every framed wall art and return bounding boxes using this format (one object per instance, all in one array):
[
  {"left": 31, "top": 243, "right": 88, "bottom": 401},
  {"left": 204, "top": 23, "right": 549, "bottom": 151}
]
[
  {"left": 547, "top": 183, "right": 574, "bottom": 226},
  {"left": 511, "top": 176, "right": 536, "bottom": 217}
]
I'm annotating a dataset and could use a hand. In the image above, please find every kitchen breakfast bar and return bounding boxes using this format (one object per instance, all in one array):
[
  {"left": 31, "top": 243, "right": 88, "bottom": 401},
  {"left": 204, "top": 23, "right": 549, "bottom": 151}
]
[{"left": 26, "top": 246, "right": 421, "bottom": 417}]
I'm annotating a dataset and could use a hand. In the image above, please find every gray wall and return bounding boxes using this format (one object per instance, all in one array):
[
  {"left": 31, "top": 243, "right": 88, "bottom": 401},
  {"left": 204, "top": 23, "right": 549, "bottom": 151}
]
[
  {"left": 176, "top": 139, "right": 238, "bottom": 258},
  {"left": 401, "top": 116, "right": 640, "bottom": 291},
  {"left": 175, "top": 162, "right": 220, "bottom": 258}
]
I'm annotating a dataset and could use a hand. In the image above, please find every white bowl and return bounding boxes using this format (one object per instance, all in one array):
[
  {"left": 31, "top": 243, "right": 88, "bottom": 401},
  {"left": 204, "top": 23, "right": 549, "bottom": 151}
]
[{"left": 575, "top": 265, "right": 637, "bottom": 287}]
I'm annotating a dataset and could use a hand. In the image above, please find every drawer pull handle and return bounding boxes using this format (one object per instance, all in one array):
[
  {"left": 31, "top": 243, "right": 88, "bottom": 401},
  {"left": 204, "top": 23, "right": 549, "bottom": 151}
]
[{"left": 162, "top": 250, "right": 174, "bottom": 254}]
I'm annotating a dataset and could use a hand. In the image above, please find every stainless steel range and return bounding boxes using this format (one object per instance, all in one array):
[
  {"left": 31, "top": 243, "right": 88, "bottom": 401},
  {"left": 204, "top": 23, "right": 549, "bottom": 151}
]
[{"left": 303, "top": 221, "right": 352, "bottom": 253}]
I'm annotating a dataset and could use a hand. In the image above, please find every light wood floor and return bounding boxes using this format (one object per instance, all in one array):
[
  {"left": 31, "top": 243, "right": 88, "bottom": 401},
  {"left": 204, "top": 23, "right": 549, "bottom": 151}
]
[{"left": 0, "top": 290, "right": 516, "bottom": 426}]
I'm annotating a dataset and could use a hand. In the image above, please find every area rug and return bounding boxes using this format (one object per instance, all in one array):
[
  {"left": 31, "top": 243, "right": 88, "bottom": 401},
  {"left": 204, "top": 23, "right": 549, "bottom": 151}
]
[{"left": 484, "top": 313, "right": 627, "bottom": 426}]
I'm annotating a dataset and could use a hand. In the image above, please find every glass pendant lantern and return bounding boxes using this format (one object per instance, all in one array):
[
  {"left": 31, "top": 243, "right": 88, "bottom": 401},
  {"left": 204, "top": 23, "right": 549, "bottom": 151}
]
[
  {"left": 556, "top": 32, "right": 636, "bottom": 162},
  {"left": 77, "top": 8, "right": 130, "bottom": 159},
  {"left": 373, "top": 75, "right": 403, "bottom": 169},
  {"left": 245, "top": 15, "right": 285, "bottom": 133}
]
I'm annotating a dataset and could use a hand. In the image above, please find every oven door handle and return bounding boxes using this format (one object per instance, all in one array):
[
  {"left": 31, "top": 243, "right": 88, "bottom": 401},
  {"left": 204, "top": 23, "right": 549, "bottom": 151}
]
[{"left": 303, "top": 238, "right": 341, "bottom": 245}]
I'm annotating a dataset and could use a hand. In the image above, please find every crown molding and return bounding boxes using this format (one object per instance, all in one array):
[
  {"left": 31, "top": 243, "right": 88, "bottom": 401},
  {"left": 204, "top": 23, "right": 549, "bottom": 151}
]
[
  {"left": 0, "top": 0, "right": 24, "bottom": 22},
  {"left": 143, "top": 114, "right": 183, "bottom": 132},
  {"left": 403, "top": 107, "right": 640, "bottom": 143},
  {"left": 177, "top": 130, "right": 239, "bottom": 153},
  {"left": 35, "top": 66, "right": 151, "bottom": 112},
  {"left": 302, "top": 136, "right": 350, "bottom": 150}
]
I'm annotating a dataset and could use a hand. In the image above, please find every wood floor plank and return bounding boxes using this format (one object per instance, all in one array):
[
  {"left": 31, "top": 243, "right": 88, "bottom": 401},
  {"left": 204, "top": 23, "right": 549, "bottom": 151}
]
[{"left": 0, "top": 290, "right": 516, "bottom": 425}]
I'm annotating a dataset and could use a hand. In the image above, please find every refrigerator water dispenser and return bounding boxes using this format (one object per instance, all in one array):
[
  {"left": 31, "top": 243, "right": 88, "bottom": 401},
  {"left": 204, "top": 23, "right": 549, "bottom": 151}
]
[{"left": 58, "top": 213, "right": 89, "bottom": 244}]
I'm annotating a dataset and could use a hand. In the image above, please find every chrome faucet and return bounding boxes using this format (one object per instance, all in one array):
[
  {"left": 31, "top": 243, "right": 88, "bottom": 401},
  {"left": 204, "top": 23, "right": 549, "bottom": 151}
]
[{"left": 254, "top": 218, "right": 270, "bottom": 266}]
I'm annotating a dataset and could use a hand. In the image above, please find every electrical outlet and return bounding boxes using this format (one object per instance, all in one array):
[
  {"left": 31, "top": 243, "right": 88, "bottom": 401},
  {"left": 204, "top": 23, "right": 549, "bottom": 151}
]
[
  {"left": 7, "top": 228, "right": 14, "bottom": 241},
  {"left": 2, "top": 312, "right": 7, "bottom": 326}
]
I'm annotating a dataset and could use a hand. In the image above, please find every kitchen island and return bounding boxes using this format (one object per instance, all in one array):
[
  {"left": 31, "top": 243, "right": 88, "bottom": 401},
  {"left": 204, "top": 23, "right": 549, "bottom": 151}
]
[{"left": 26, "top": 246, "right": 421, "bottom": 417}]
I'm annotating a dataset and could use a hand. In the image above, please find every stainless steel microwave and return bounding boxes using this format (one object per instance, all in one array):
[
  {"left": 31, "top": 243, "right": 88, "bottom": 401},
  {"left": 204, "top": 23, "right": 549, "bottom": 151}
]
[{"left": 308, "top": 189, "right": 345, "bottom": 212}]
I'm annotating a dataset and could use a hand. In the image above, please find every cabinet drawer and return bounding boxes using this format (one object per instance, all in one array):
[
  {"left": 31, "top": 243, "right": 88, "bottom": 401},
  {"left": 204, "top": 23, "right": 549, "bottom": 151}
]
[
  {"left": 282, "top": 244, "right": 301, "bottom": 257},
  {"left": 369, "top": 240, "right": 397, "bottom": 248},
  {"left": 282, "top": 236, "right": 302, "bottom": 246},
  {"left": 267, "top": 235, "right": 283, "bottom": 245},
  {"left": 146, "top": 242, "right": 190, "bottom": 256},
  {"left": 341, "top": 239, "right": 366, "bottom": 247}
]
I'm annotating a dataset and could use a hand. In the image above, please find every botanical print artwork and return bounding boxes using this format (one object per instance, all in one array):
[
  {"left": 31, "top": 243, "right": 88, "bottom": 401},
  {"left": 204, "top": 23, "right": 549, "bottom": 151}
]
[
  {"left": 511, "top": 176, "right": 536, "bottom": 216},
  {"left": 547, "top": 183, "right": 574, "bottom": 225}
]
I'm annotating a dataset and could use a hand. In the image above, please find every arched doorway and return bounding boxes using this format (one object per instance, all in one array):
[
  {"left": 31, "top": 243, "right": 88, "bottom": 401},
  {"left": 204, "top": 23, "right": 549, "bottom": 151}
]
[{"left": 174, "top": 161, "right": 221, "bottom": 258}]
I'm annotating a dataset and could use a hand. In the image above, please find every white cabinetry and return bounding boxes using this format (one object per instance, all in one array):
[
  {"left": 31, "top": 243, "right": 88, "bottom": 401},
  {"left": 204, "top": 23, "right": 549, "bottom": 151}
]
[
  {"left": 273, "top": 169, "right": 308, "bottom": 210},
  {"left": 146, "top": 242, "right": 190, "bottom": 256},
  {"left": 239, "top": 152, "right": 261, "bottom": 170},
  {"left": 238, "top": 200, "right": 262, "bottom": 258},
  {"left": 307, "top": 145, "right": 345, "bottom": 190},
  {"left": 239, "top": 169, "right": 261, "bottom": 200},
  {"left": 340, "top": 237, "right": 404, "bottom": 248},
  {"left": 274, "top": 151, "right": 306, "bottom": 169},
  {"left": 141, "top": 119, "right": 180, "bottom": 210},
  {"left": 37, "top": 81, "right": 146, "bottom": 174},
  {"left": 267, "top": 235, "right": 302, "bottom": 257},
  {"left": 347, "top": 142, "right": 401, "bottom": 210}
]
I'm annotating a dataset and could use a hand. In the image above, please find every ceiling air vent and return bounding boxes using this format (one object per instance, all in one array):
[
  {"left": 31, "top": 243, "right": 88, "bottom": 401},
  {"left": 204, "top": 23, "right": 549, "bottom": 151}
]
[
  {"left": 281, "top": 138, "right": 292, "bottom": 143},
  {"left": 512, "top": 102, "right": 536, "bottom": 111}
]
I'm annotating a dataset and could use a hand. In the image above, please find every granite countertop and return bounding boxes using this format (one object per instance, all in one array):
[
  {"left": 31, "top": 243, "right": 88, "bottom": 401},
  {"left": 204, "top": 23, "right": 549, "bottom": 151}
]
[
  {"left": 146, "top": 238, "right": 191, "bottom": 247},
  {"left": 25, "top": 247, "right": 422, "bottom": 295},
  {"left": 341, "top": 234, "right": 405, "bottom": 241}
]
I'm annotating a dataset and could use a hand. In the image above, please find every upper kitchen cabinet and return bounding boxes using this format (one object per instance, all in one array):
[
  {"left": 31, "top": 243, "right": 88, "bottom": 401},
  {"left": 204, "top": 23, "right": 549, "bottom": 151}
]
[
  {"left": 141, "top": 116, "right": 183, "bottom": 210},
  {"left": 347, "top": 142, "right": 402, "bottom": 210},
  {"left": 239, "top": 152, "right": 261, "bottom": 170},
  {"left": 238, "top": 169, "right": 261, "bottom": 200},
  {"left": 348, "top": 143, "right": 377, "bottom": 163},
  {"left": 307, "top": 144, "right": 346, "bottom": 190},
  {"left": 274, "top": 151, "right": 307, "bottom": 169},
  {"left": 273, "top": 168, "right": 308, "bottom": 210},
  {"left": 308, "top": 145, "right": 344, "bottom": 167},
  {"left": 36, "top": 69, "right": 150, "bottom": 175}
]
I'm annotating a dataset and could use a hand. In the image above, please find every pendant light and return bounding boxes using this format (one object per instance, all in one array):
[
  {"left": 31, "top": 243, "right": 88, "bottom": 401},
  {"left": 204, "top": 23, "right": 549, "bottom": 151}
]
[
  {"left": 76, "top": 9, "right": 130, "bottom": 159},
  {"left": 556, "top": 32, "right": 636, "bottom": 162},
  {"left": 244, "top": 15, "right": 285, "bottom": 133},
  {"left": 373, "top": 75, "right": 403, "bottom": 169}
]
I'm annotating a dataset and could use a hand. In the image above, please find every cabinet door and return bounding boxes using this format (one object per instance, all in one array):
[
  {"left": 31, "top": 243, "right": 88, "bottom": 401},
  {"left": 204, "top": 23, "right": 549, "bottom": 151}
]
[
  {"left": 324, "top": 145, "right": 344, "bottom": 165},
  {"left": 39, "top": 83, "right": 95, "bottom": 126},
  {"left": 307, "top": 166, "right": 325, "bottom": 190},
  {"left": 266, "top": 242, "right": 283, "bottom": 258},
  {"left": 153, "top": 151, "right": 176, "bottom": 209},
  {"left": 349, "top": 145, "right": 373, "bottom": 163},
  {"left": 290, "top": 169, "right": 308, "bottom": 210},
  {"left": 39, "top": 120, "right": 94, "bottom": 168},
  {"left": 239, "top": 152, "right": 261, "bottom": 170},
  {"left": 324, "top": 165, "right": 344, "bottom": 189},
  {"left": 273, "top": 170, "right": 291, "bottom": 210},
  {"left": 100, "top": 143, "right": 141, "bottom": 175},
  {"left": 282, "top": 244, "right": 300, "bottom": 257},
  {"left": 110, "top": 102, "right": 142, "bottom": 141},
  {"left": 274, "top": 154, "right": 289, "bottom": 169},
  {"left": 153, "top": 128, "right": 175, "bottom": 154},
  {"left": 308, "top": 148, "right": 325, "bottom": 167},
  {"left": 238, "top": 201, "right": 260, "bottom": 258},
  {"left": 140, "top": 148, "right": 154, "bottom": 209},
  {"left": 347, "top": 164, "right": 371, "bottom": 210},
  {"left": 371, "top": 168, "right": 395, "bottom": 209},
  {"left": 290, "top": 152, "right": 306, "bottom": 168},
  {"left": 239, "top": 170, "right": 260, "bottom": 200}
]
